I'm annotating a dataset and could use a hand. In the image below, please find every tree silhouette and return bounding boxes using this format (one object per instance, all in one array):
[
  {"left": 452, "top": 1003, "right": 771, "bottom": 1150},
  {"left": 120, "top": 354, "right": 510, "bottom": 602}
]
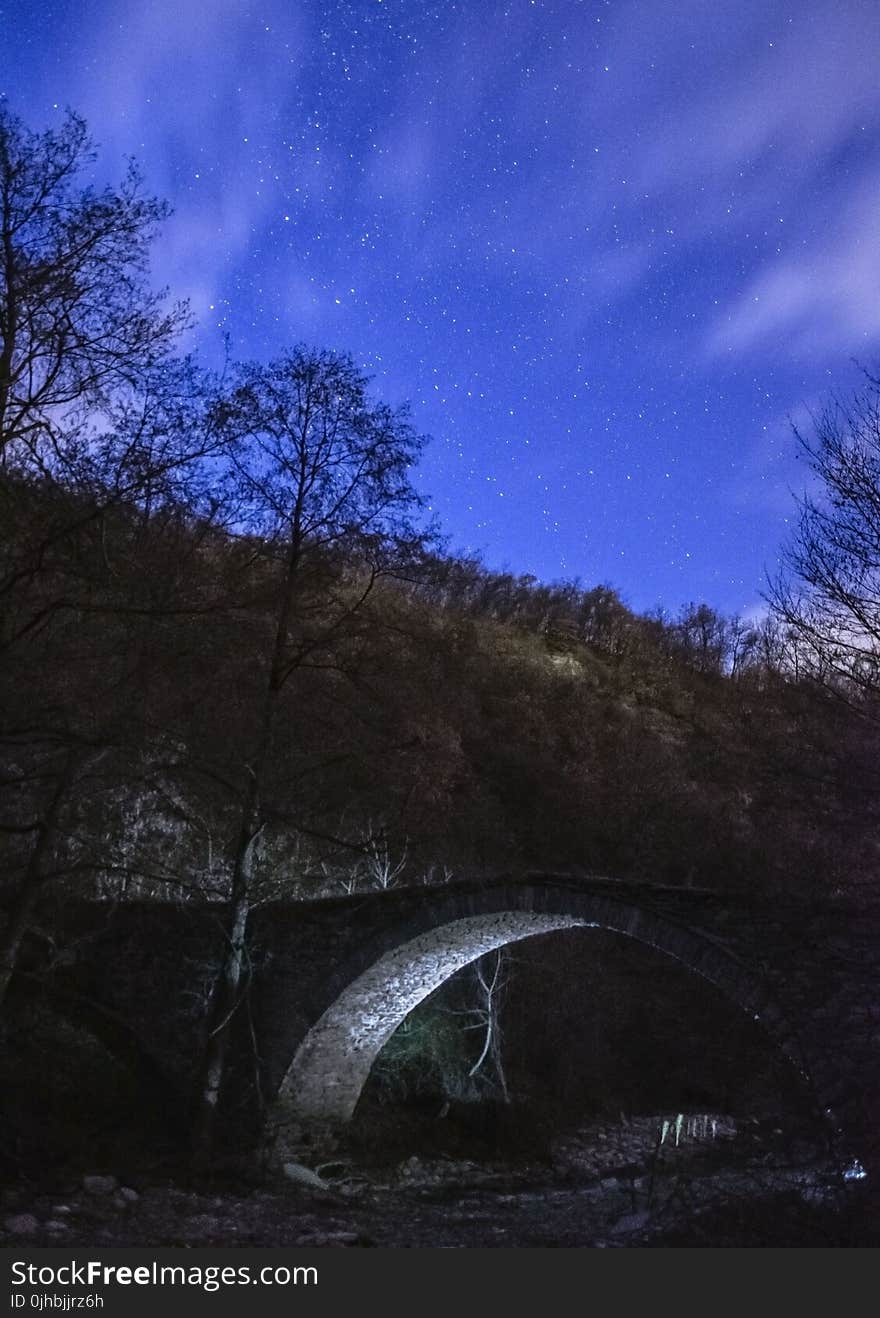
[
  {"left": 192, "top": 345, "right": 430, "bottom": 1159},
  {"left": 0, "top": 103, "right": 186, "bottom": 467},
  {"left": 770, "top": 382, "right": 880, "bottom": 707}
]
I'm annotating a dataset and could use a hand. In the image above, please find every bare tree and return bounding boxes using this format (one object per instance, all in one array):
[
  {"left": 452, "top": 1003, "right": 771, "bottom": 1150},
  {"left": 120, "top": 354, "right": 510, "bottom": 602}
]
[
  {"left": 0, "top": 106, "right": 222, "bottom": 1019},
  {"left": 0, "top": 102, "right": 186, "bottom": 465},
  {"left": 192, "top": 345, "right": 429, "bottom": 1160},
  {"left": 768, "top": 383, "right": 880, "bottom": 707},
  {"left": 465, "top": 950, "right": 510, "bottom": 1102},
  {"left": 352, "top": 821, "right": 408, "bottom": 892}
]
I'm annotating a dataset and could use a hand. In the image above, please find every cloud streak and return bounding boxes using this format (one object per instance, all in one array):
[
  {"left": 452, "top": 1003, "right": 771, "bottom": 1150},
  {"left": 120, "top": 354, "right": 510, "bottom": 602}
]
[
  {"left": 705, "top": 175, "right": 880, "bottom": 359},
  {"left": 69, "top": 1, "right": 306, "bottom": 326}
]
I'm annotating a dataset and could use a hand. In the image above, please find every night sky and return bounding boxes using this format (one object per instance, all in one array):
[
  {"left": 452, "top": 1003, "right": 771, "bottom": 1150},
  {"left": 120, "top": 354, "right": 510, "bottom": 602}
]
[{"left": 4, "top": 0, "right": 880, "bottom": 617}]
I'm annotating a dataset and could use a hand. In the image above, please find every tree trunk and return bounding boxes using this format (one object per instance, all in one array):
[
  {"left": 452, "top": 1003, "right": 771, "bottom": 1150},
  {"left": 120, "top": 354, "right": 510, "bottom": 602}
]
[
  {"left": 468, "top": 951, "right": 509, "bottom": 1102},
  {"left": 191, "top": 780, "right": 263, "bottom": 1168},
  {"left": 0, "top": 747, "right": 80, "bottom": 1011},
  {"left": 191, "top": 542, "right": 299, "bottom": 1167}
]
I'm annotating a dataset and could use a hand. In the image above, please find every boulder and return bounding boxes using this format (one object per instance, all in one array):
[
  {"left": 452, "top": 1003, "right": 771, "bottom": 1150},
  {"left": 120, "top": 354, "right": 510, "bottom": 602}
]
[
  {"left": 3, "top": 1214, "right": 39, "bottom": 1235},
  {"left": 282, "top": 1162, "right": 330, "bottom": 1192},
  {"left": 83, "top": 1175, "right": 118, "bottom": 1195}
]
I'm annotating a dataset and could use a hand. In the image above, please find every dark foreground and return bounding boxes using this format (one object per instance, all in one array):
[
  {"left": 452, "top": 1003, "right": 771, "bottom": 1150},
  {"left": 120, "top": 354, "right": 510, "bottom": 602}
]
[{"left": 2, "top": 1115, "right": 876, "bottom": 1248}]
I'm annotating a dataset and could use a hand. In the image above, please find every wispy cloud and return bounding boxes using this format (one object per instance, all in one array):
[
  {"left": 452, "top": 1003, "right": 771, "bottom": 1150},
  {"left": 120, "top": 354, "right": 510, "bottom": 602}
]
[
  {"left": 71, "top": 1, "right": 306, "bottom": 324},
  {"left": 705, "top": 175, "right": 880, "bottom": 359},
  {"left": 570, "top": 0, "right": 880, "bottom": 359}
]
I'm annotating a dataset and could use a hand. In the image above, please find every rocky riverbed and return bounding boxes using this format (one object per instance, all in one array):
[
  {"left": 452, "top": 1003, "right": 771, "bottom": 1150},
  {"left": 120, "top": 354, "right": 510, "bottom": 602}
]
[{"left": 2, "top": 1114, "right": 874, "bottom": 1248}]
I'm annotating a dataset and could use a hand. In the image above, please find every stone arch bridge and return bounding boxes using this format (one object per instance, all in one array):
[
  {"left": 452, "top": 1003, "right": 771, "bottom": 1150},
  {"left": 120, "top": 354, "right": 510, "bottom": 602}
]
[{"left": 36, "top": 874, "right": 880, "bottom": 1173}]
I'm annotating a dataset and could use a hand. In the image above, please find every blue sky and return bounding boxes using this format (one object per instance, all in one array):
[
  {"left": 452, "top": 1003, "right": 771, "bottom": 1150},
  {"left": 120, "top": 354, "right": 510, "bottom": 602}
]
[{"left": 3, "top": 0, "right": 880, "bottom": 615}]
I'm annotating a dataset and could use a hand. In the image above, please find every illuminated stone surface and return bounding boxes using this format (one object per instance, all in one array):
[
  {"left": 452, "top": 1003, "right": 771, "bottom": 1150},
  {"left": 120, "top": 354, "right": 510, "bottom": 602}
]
[{"left": 280, "top": 911, "right": 590, "bottom": 1123}]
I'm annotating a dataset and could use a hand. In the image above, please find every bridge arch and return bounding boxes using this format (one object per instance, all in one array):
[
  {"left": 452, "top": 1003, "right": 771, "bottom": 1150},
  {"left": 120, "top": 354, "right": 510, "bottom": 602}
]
[{"left": 268, "top": 882, "right": 807, "bottom": 1154}]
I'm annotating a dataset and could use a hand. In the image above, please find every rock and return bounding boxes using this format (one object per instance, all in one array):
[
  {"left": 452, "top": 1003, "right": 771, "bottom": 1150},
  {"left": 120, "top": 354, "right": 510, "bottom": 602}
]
[
  {"left": 282, "top": 1162, "right": 330, "bottom": 1192},
  {"left": 182, "top": 1215, "right": 222, "bottom": 1239},
  {"left": 51, "top": 1205, "right": 73, "bottom": 1215},
  {"left": 315, "top": 1162, "right": 349, "bottom": 1179},
  {"left": 44, "top": 1220, "right": 69, "bottom": 1234},
  {"left": 297, "top": 1230, "right": 361, "bottom": 1247},
  {"left": 609, "top": 1210, "right": 652, "bottom": 1236},
  {"left": 83, "top": 1175, "right": 118, "bottom": 1195},
  {"left": 4, "top": 1214, "right": 39, "bottom": 1235},
  {"left": 115, "top": 1187, "right": 140, "bottom": 1206}
]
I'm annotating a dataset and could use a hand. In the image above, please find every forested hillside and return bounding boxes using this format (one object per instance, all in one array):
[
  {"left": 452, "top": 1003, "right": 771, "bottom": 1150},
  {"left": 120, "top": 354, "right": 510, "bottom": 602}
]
[{"left": 3, "top": 471, "right": 875, "bottom": 920}]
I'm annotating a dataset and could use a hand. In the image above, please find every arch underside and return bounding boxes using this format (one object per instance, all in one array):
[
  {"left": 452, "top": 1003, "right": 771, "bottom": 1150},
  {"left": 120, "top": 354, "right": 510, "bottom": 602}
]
[{"left": 275, "top": 898, "right": 798, "bottom": 1130}]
